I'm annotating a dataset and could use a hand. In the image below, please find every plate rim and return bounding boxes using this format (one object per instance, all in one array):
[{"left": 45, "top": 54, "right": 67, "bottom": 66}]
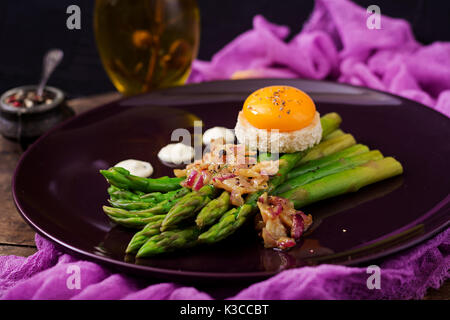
[{"left": 11, "top": 78, "right": 450, "bottom": 280}]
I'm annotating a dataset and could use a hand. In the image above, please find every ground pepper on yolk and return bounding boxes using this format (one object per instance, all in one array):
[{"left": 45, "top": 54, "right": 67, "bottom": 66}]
[{"left": 242, "top": 86, "right": 316, "bottom": 132}]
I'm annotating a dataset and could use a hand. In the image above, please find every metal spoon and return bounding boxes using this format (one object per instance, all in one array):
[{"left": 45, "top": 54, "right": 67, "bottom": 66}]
[{"left": 37, "top": 49, "right": 64, "bottom": 97}]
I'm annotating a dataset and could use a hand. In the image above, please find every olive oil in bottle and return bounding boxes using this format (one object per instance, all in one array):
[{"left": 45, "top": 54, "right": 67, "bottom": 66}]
[{"left": 94, "top": 0, "right": 200, "bottom": 95}]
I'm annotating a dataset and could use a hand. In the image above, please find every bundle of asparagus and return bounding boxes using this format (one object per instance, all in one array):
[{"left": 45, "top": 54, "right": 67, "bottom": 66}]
[{"left": 99, "top": 112, "right": 403, "bottom": 258}]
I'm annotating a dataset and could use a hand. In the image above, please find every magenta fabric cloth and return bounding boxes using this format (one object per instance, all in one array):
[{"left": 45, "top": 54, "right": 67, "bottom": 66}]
[
  {"left": 1, "top": 0, "right": 449, "bottom": 299},
  {"left": 188, "top": 0, "right": 450, "bottom": 118}
]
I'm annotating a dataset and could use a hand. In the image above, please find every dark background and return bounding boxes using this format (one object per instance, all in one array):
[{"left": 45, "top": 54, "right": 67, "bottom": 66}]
[{"left": 0, "top": 0, "right": 449, "bottom": 97}]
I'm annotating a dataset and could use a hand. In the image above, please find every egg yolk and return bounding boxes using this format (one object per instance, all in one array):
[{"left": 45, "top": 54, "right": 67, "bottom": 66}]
[{"left": 242, "top": 86, "right": 316, "bottom": 132}]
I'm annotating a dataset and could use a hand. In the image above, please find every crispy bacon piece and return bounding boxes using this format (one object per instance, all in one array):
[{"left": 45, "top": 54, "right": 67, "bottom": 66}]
[
  {"left": 276, "top": 237, "right": 297, "bottom": 250},
  {"left": 212, "top": 173, "right": 236, "bottom": 182},
  {"left": 175, "top": 139, "right": 278, "bottom": 206},
  {"left": 291, "top": 214, "right": 304, "bottom": 240},
  {"left": 174, "top": 168, "right": 187, "bottom": 178},
  {"left": 184, "top": 170, "right": 198, "bottom": 187},
  {"left": 193, "top": 173, "right": 205, "bottom": 191},
  {"left": 256, "top": 193, "right": 313, "bottom": 250},
  {"left": 230, "top": 190, "right": 245, "bottom": 207}
]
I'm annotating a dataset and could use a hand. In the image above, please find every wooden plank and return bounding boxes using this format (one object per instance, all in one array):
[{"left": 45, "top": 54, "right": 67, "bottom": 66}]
[
  {"left": 0, "top": 137, "right": 36, "bottom": 246},
  {"left": 424, "top": 280, "right": 450, "bottom": 300},
  {"left": 66, "top": 92, "right": 121, "bottom": 114},
  {"left": 0, "top": 244, "right": 37, "bottom": 257}
]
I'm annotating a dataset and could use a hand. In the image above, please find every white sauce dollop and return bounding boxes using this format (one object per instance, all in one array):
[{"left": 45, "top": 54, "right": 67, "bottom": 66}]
[
  {"left": 203, "top": 127, "right": 235, "bottom": 145},
  {"left": 114, "top": 159, "right": 153, "bottom": 178},
  {"left": 158, "top": 143, "right": 194, "bottom": 165}
]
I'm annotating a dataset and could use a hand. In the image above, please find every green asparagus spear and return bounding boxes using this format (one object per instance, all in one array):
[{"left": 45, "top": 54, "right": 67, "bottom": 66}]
[
  {"left": 103, "top": 189, "right": 189, "bottom": 228},
  {"left": 195, "top": 191, "right": 231, "bottom": 228},
  {"left": 297, "top": 133, "right": 356, "bottom": 164},
  {"left": 108, "top": 185, "right": 177, "bottom": 205},
  {"left": 288, "top": 144, "right": 370, "bottom": 180},
  {"left": 100, "top": 167, "right": 184, "bottom": 193},
  {"left": 198, "top": 204, "right": 254, "bottom": 244},
  {"left": 107, "top": 214, "right": 166, "bottom": 229},
  {"left": 160, "top": 185, "right": 216, "bottom": 231},
  {"left": 126, "top": 218, "right": 165, "bottom": 254},
  {"left": 108, "top": 199, "right": 158, "bottom": 210},
  {"left": 147, "top": 195, "right": 190, "bottom": 214},
  {"left": 104, "top": 189, "right": 188, "bottom": 216},
  {"left": 323, "top": 129, "right": 345, "bottom": 141},
  {"left": 103, "top": 205, "right": 160, "bottom": 218},
  {"left": 274, "top": 150, "right": 383, "bottom": 194},
  {"left": 141, "top": 188, "right": 190, "bottom": 202},
  {"left": 320, "top": 112, "right": 342, "bottom": 137},
  {"left": 108, "top": 185, "right": 144, "bottom": 201},
  {"left": 280, "top": 157, "right": 403, "bottom": 208},
  {"left": 108, "top": 187, "right": 190, "bottom": 210},
  {"left": 136, "top": 226, "right": 201, "bottom": 258}
]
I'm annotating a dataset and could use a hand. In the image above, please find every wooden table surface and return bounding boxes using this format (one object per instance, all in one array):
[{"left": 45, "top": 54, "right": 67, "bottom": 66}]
[{"left": 0, "top": 92, "right": 447, "bottom": 299}]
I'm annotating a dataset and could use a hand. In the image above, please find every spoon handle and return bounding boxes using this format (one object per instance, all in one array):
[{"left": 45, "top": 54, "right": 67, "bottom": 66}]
[{"left": 37, "top": 49, "right": 64, "bottom": 97}]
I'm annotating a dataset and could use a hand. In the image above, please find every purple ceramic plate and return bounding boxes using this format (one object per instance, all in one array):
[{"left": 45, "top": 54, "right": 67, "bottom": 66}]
[{"left": 12, "top": 79, "right": 450, "bottom": 282}]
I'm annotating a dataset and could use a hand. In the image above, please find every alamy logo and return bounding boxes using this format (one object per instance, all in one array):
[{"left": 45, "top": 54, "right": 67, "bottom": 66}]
[
  {"left": 66, "top": 5, "right": 81, "bottom": 30},
  {"left": 66, "top": 265, "right": 81, "bottom": 289},
  {"left": 366, "top": 265, "right": 381, "bottom": 289},
  {"left": 366, "top": 5, "right": 381, "bottom": 30}
]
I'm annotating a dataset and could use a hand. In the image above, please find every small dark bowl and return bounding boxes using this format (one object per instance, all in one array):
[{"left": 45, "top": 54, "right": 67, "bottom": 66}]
[{"left": 0, "top": 85, "right": 74, "bottom": 148}]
